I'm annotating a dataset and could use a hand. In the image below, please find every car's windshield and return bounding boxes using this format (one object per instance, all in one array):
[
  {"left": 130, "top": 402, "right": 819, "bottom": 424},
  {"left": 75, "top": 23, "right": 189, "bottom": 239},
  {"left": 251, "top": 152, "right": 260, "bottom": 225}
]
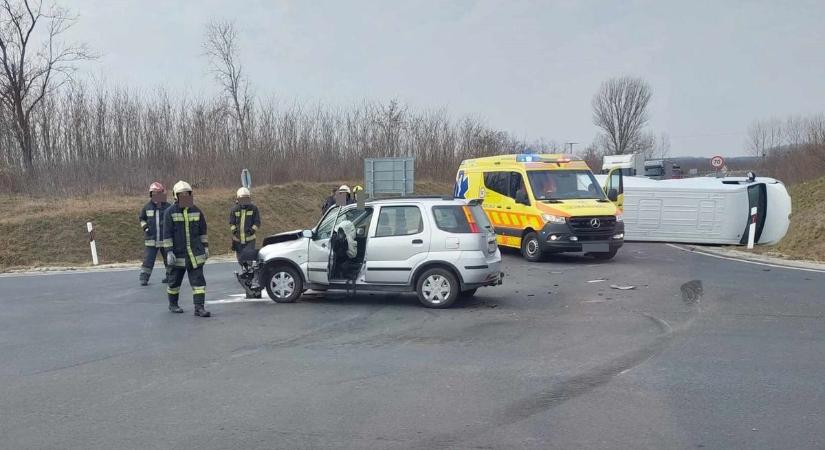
[{"left": 527, "top": 170, "right": 606, "bottom": 201}]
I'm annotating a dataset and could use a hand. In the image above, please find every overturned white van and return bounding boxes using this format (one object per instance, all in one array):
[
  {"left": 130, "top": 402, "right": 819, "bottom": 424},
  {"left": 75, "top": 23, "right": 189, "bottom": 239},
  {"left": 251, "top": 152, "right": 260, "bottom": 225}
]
[{"left": 595, "top": 175, "right": 791, "bottom": 245}]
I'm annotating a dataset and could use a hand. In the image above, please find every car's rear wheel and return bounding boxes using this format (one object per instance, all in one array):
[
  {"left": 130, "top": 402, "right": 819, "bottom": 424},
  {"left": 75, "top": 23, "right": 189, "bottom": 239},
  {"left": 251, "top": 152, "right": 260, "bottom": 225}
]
[
  {"left": 416, "top": 268, "right": 459, "bottom": 308},
  {"left": 521, "top": 231, "right": 544, "bottom": 262},
  {"left": 264, "top": 265, "right": 303, "bottom": 303}
]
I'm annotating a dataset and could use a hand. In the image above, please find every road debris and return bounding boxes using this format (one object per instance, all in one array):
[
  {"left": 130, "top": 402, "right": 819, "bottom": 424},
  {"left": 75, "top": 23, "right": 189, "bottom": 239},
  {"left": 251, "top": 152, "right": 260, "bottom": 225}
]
[
  {"left": 588, "top": 279, "right": 606, "bottom": 283},
  {"left": 609, "top": 284, "right": 636, "bottom": 290}
]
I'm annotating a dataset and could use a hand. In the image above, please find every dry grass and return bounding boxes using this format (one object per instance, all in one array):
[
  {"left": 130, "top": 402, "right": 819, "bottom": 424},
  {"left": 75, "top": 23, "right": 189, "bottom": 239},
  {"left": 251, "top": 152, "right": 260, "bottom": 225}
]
[{"left": 0, "top": 181, "right": 452, "bottom": 271}]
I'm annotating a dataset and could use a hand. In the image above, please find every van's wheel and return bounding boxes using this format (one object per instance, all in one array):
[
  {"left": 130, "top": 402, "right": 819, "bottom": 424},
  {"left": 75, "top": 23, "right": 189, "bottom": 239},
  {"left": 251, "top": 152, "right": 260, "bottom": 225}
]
[
  {"left": 264, "top": 265, "right": 303, "bottom": 303},
  {"left": 592, "top": 249, "right": 618, "bottom": 261},
  {"left": 459, "top": 288, "right": 478, "bottom": 298},
  {"left": 521, "top": 231, "right": 544, "bottom": 262},
  {"left": 416, "top": 268, "right": 459, "bottom": 308}
]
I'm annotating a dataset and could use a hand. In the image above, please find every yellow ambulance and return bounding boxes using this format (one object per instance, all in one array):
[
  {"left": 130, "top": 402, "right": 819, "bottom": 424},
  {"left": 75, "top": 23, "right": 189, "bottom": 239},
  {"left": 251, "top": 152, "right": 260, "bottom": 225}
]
[{"left": 453, "top": 153, "right": 625, "bottom": 261}]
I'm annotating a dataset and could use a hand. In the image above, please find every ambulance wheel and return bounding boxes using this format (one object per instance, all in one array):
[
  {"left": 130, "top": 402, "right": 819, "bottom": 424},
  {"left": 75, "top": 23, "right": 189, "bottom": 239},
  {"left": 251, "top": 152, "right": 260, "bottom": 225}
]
[
  {"left": 264, "top": 265, "right": 303, "bottom": 303},
  {"left": 521, "top": 231, "right": 544, "bottom": 262}
]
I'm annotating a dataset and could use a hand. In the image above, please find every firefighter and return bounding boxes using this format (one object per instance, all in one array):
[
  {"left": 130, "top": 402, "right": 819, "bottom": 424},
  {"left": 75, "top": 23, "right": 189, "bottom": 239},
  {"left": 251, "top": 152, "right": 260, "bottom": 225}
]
[
  {"left": 161, "top": 181, "right": 211, "bottom": 317},
  {"left": 138, "top": 182, "right": 171, "bottom": 286},
  {"left": 229, "top": 187, "right": 261, "bottom": 263},
  {"left": 321, "top": 187, "right": 337, "bottom": 214}
]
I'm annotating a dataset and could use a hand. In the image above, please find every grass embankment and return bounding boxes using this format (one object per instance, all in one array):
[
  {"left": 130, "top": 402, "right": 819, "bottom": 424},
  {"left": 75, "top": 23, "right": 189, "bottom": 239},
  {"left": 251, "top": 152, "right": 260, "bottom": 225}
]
[
  {"left": 756, "top": 176, "right": 825, "bottom": 262},
  {"left": 0, "top": 181, "right": 451, "bottom": 271}
]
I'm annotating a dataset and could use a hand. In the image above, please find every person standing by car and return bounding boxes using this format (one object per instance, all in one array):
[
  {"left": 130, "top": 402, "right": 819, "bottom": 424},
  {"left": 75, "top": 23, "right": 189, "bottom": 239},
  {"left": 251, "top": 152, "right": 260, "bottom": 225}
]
[
  {"left": 161, "top": 181, "right": 211, "bottom": 317},
  {"left": 138, "top": 182, "right": 171, "bottom": 286},
  {"left": 321, "top": 187, "right": 337, "bottom": 214},
  {"left": 229, "top": 187, "right": 261, "bottom": 263}
]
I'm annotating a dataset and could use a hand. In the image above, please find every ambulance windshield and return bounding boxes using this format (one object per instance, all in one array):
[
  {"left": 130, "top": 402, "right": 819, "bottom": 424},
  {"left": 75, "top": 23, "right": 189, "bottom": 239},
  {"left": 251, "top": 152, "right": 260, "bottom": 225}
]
[{"left": 527, "top": 170, "right": 607, "bottom": 201}]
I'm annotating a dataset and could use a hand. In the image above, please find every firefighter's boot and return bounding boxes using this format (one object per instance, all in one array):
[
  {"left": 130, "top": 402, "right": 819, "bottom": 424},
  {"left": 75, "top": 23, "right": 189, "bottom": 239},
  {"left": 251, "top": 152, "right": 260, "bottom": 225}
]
[
  {"left": 140, "top": 272, "right": 149, "bottom": 286},
  {"left": 194, "top": 304, "right": 211, "bottom": 318},
  {"left": 168, "top": 299, "right": 184, "bottom": 313}
]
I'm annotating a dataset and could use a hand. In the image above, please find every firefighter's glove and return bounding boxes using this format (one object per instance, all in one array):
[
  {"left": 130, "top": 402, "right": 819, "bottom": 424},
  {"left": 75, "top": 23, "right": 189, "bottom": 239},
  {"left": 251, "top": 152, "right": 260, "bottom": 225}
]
[
  {"left": 205, "top": 247, "right": 210, "bottom": 260},
  {"left": 167, "top": 252, "right": 176, "bottom": 267}
]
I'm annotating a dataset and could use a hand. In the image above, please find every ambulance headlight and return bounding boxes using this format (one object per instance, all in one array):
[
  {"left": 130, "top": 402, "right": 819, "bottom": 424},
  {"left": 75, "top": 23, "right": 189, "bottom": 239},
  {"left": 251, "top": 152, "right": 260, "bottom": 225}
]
[{"left": 541, "top": 214, "right": 566, "bottom": 224}]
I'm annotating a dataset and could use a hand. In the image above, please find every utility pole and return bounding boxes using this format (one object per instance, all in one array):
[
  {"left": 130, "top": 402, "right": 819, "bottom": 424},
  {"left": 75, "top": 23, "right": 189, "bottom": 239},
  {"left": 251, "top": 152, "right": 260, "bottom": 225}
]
[{"left": 565, "top": 142, "right": 578, "bottom": 154}]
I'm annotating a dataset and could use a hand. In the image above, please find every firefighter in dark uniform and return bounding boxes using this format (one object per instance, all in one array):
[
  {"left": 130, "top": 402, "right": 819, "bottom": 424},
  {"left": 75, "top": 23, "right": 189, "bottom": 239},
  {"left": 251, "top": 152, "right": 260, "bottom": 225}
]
[
  {"left": 161, "top": 181, "right": 211, "bottom": 317},
  {"left": 138, "top": 182, "right": 171, "bottom": 286},
  {"left": 229, "top": 187, "right": 261, "bottom": 262}
]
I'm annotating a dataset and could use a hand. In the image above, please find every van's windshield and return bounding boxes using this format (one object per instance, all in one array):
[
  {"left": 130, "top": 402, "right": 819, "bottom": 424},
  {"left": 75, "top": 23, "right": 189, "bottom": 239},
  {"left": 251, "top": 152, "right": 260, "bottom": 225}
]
[{"left": 527, "top": 170, "right": 607, "bottom": 201}]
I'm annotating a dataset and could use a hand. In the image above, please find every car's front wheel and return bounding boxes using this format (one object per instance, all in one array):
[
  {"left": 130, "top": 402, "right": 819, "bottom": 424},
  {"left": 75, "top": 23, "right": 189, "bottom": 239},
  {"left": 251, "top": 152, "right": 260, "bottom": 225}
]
[
  {"left": 416, "top": 268, "right": 459, "bottom": 308},
  {"left": 264, "top": 265, "right": 303, "bottom": 303}
]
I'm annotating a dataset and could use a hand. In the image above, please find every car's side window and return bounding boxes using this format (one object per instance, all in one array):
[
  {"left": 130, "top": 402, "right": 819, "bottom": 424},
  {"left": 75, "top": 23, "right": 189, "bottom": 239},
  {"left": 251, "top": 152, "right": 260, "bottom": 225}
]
[
  {"left": 375, "top": 206, "right": 423, "bottom": 237},
  {"left": 315, "top": 208, "right": 341, "bottom": 240}
]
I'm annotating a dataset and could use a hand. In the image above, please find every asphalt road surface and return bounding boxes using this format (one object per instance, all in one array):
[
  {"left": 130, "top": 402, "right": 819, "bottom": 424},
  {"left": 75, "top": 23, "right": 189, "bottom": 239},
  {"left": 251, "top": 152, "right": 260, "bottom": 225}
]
[{"left": 1, "top": 243, "right": 824, "bottom": 450}]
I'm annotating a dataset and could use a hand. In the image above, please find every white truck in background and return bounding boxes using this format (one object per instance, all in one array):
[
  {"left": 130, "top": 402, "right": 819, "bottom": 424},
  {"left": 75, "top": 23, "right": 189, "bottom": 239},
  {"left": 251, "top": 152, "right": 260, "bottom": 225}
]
[{"left": 601, "top": 153, "right": 645, "bottom": 177}]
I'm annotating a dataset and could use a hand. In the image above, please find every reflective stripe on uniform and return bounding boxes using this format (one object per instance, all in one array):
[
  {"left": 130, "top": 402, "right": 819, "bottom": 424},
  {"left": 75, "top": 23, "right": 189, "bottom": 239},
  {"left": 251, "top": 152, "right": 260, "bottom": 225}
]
[
  {"left": 173, "top": 259, "right": 186, "bottom": 267},
  {"left": 146, "top": 210, "right": 155, "bottom": 217},
  {"left": 246, "top": 210, "right": 254, "bottom": 216},
  {"left": 230, "top": 225, "right": 237, "bottom": 231},
  {"left": 200, "top": 235, "right": 208, "bottom": 244},
  {"left": 171, "top": 213, "right": 184, "bottom": 222},
  {"left": 188, "top": 212, "right": 200, "bottom": 221},
  {"left": 240, "top": 208, "right": 246, "bottom": 243},
  {"left": 195, "top": 253, "right": 207, "bottom": 264},
  {"left": 167, "top": 286, "right": 180, "bottom": 295},
  {"left": 145, "top": 239, "right": 156, "bottom": 247},
  {"left": 192, "top": 286, "right": 206, "bottom": 295},
  {"left": 159, "top": 239, "right": 173, "bottom": 248},
  {"left": 183, "top": 209, "right": 198, "bottom": 267}
]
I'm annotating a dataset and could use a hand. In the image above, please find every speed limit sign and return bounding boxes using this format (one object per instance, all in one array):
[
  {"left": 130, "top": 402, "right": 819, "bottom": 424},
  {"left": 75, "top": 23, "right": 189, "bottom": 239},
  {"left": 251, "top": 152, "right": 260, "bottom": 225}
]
[{"left": 710, "top": 155, "right": 725, "bottom": 169}]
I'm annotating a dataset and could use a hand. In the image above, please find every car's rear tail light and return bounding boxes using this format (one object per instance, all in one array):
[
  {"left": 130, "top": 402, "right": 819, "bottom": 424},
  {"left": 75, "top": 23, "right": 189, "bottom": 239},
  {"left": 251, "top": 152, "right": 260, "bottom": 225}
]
[{"left": 462, "top": 206, "right": 481, "bottom": 233}]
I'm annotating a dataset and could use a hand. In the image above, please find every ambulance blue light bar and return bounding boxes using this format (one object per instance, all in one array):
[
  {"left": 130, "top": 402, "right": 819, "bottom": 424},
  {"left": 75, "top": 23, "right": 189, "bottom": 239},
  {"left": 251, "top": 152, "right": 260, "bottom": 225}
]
[
  {"left": 516, "top": 154, "right": 541, "bottom": 162},
  {"left": 516, "top": 154, "right": 581, "bottom": 163}
]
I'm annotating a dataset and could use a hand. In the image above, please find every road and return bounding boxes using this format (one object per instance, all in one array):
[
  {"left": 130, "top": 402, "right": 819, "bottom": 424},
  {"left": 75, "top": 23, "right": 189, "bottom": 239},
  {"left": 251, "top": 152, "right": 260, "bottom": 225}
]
[{"left": 1, "top": 243, "right": 824, "bottom": 450}]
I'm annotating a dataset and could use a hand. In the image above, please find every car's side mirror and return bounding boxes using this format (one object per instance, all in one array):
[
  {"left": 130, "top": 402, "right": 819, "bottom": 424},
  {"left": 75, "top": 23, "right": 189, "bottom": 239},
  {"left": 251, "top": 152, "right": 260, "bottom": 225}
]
[
  {"left": 302, "top": 229, "right": 313, "bottom": 239},
  {"left": 515, "top": 189, "right": 530, "bottom": 206},
  {"left": 607, "top": 188, "right": 618, "bottom": 202}
]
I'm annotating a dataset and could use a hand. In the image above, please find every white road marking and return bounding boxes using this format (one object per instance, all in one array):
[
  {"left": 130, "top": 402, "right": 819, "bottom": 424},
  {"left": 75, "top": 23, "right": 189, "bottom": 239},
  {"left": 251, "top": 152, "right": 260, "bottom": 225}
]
[
  {"left": 206, "top": 293, "right": 272, "bottom": 305},
  {"left": 666, "top": 244, "right": 825, "bottom": 274}
]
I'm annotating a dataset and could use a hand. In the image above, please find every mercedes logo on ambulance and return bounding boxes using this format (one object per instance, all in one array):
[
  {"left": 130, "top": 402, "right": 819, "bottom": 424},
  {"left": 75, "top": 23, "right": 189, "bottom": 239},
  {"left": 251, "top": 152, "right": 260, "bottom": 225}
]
[{"left": 590, "top": 218, "right": 601, "bottom": 229}]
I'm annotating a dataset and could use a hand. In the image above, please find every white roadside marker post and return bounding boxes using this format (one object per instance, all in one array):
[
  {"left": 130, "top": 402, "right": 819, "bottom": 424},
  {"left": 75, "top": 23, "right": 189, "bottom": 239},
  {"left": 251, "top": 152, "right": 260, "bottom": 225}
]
[
  {"left": 747, "top": 207, "right": 757, "bottom": 249},
  {"left": 87, "top": 222, "right": 99, "bottom": 265}
]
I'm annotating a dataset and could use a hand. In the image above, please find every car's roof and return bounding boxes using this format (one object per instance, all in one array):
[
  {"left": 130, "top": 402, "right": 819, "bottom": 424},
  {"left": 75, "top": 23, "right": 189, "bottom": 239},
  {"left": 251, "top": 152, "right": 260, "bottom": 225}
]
[{"left": 358, "top": 197, "right": 470, "bottom": 207}]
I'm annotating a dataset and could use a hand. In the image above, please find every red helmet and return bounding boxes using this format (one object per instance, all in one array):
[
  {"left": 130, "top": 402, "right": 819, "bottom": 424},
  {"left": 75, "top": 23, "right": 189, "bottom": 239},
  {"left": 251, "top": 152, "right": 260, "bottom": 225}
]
[{"left": 149, "top": 182, "right": 165, "bottom": 193}]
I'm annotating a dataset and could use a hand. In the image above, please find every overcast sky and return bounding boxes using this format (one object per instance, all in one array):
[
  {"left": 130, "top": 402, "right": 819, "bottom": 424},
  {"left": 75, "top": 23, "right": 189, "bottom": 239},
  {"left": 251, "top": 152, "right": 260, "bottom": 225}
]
[{"left": 68, "top": 0, "right": 825, "bottom": 157}]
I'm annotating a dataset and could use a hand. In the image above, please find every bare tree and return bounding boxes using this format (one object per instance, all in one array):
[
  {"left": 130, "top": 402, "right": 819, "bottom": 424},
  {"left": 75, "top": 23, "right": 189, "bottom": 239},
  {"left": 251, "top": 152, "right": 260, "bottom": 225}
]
[
  {"left": 747, "top": 118, "right": 783, "bottom": 158},
  {"left": 592, "top": 76, "right": 652, "bottom": 155},
  {"left": 203, "top": 20, "right": 251, "bottom": 152},
  {"left": 0, "top": 0, "right": 93, "bottom": 171}
]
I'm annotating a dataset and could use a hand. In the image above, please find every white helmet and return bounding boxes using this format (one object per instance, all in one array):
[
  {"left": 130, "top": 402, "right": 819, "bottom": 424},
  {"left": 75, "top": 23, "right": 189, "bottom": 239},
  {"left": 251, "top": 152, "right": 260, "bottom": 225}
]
[
  {"left": 172, "top": 180, "right": 192, "bottom": 199},
  {"left": 338, "top": 185, "right": 351, "bottom": 194},
  {"left": 236, "top": 187, "right": 251, "bottom": 198}
]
